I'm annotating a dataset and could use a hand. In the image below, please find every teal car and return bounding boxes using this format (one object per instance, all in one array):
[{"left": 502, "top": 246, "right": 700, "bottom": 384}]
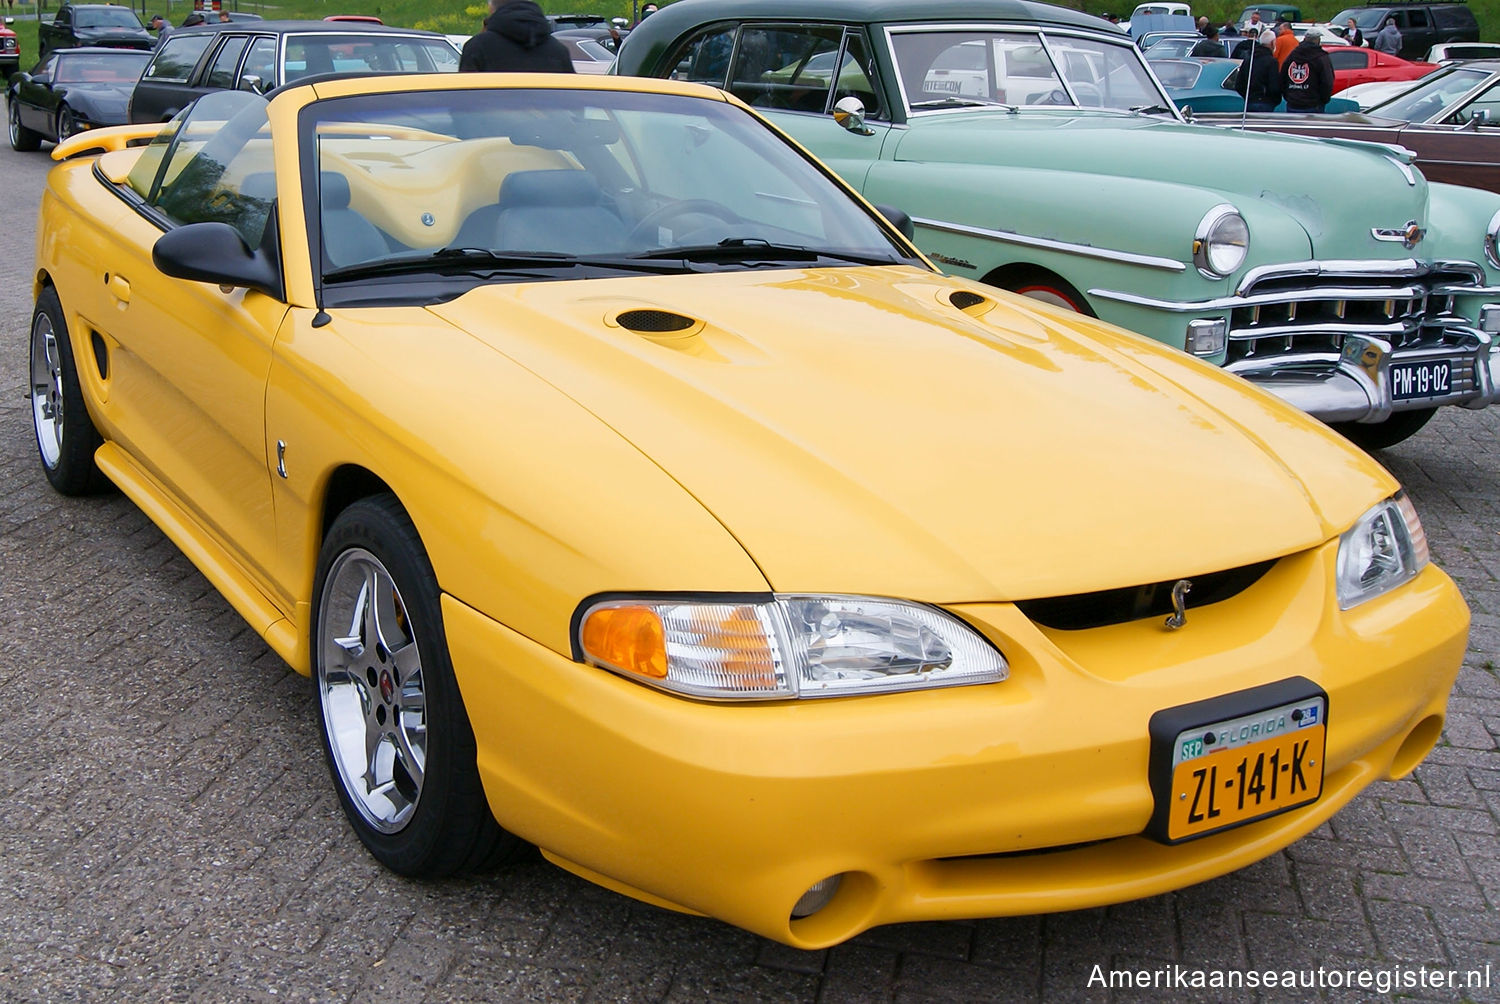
[
  {"left": 617, "top": 0, "right": 1500, "bottom": 448},
  {"left": 1151, "top": 56, "right": 1360, "bottom": 113}
]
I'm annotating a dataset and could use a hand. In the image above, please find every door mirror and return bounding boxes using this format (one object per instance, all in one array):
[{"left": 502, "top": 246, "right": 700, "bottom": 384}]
[
  {"left": 874, "top": 204, "right": 916, "bottom": 241},
  {"left": 833, "top": 95, "right": 873, "bottom": 135},
  {"left": 238, "top": 73, "right": 264, "bottom": 93},
  {"left": 153, "top": 222, "right": 279, "bottom": 298}
]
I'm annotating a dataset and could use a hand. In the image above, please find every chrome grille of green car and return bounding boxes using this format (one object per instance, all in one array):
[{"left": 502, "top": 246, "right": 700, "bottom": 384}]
[{"left": 1224, "top": 263, "right": 1482, "bottom": 370}]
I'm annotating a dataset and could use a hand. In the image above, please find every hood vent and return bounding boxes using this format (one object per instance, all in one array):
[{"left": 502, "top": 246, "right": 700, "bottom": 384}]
[
  {"left": 1017, "top": 559, "right": 1278, "bottom": 631},
  {"left": 948, "top": 290, "right": 989, "bottom": 313},
  {"left": 617, "top": 309, "right": 697, "bottom": 333}
]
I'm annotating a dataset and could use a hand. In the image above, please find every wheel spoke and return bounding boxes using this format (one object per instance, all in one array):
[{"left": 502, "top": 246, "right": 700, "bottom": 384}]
[{"left": 393, "top": 723, "right": 426, "bottom": 789}]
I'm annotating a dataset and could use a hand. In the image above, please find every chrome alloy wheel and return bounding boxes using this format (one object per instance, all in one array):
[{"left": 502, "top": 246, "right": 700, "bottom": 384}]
[
  {"left": 8, "top": 102, "right": 20, "bottom": 147},
  {"left": 318, "top": 548, "right": 428, "bottom": 833},
  {"left": 30, "top": 310, "right": 64, "bottom": 469}
]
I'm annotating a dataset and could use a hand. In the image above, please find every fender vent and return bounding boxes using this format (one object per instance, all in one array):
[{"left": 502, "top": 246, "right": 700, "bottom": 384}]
[
  {"left": 617, "top": 309, "right": 696, "bottom": 333},
  {"left": 949, "top": 291, "right": 988, "bottom": 311}
]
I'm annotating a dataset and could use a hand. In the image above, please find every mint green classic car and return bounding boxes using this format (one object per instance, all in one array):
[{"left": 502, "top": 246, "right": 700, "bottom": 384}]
[{"left": 616, "top": 0, "right": 1500, "bottom": 448}]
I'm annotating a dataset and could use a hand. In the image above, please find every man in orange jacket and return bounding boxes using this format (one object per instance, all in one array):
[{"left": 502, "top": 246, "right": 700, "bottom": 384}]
[{"left": 1273, "top": 21, "right": 1297, "bottom": 65}]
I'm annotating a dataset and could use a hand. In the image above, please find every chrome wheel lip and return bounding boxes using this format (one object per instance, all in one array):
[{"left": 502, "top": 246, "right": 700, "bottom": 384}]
[
  {"left": 317, "top": 547, "right": 428, "bottom": 834},
  {"left": 29, "top": 311, "right": 64, "bottom": 470},
  {"left": 8, "top": 102, "right": 19, "bottom": 147}
]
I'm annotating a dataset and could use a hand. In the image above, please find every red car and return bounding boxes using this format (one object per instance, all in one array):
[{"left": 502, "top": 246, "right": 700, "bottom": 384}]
[
  {"left": 1325, "top": 44, "right": 1436, "bottom": 93},
  {"left": 1, "top": 18, "right": 20, "bottom": 78}
]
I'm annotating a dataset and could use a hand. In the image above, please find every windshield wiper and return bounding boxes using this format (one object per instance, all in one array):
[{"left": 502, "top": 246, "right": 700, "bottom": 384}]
[
  {"left": 910, "top": 96, "right": 1016, "bottom": 111},
  {"left": 629, "top": 238, "right": 901, "bottom": 267},
  {"left": 322, "top": 247, "right": 687, "bottom": 282}
]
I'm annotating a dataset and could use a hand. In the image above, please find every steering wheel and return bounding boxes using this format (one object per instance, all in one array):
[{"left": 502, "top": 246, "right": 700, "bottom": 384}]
[
  {"left": 1070, "top": 82, "right": 1104, "bottom": 107},
  {"left": 627, "top": 198, "right": 742, "bottom": 245}
]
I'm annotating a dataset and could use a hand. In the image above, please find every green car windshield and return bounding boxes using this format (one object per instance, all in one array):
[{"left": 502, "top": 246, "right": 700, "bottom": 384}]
[{"left": 890, "top": 29, "right": 1171, "bottom": 113}]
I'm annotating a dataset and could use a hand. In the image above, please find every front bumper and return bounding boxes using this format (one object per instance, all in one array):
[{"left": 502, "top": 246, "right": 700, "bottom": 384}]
[
  {"left": 1092, "top": 258, "right": 1500, "bottom": 423},
  {"left": 444, "top": 542, "right": 1467, "bottom": 948}
]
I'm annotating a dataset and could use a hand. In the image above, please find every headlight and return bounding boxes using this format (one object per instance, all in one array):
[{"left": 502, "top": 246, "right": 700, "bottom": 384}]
[
  {"left": 577, "top": 594, "right": 1008, "bottom": 700},
  {"left": 1193, "top": 205, "right": 1249, "bottom": 279},
  {"left": 1335, "top": 492, "right": 1429, "bottom": 610},
  {"left": 1485, "top": 208, "right": 1500, "bottom": 270}
]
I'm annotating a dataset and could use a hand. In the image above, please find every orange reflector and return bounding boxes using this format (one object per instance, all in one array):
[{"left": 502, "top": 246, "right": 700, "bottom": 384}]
[{"left": 581, "top": 606, "right": 668, "bottom": 679}]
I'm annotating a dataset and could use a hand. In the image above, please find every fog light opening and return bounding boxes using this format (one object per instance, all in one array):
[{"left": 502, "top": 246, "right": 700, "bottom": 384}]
[
  {"left": 790, "top": 874, "right": 843, "bottom": 919},
  {"left": 1389, "top": 714, "right": 1444, "bottom": 780},
  {"left": 1185, "top": 318, "right": 1227, "bottom": 357}
]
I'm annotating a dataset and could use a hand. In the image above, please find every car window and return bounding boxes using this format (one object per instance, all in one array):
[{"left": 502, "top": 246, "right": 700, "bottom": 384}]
[
  {"left": 283, "top": 33, "right": 457, "bottom": 81},
  {"left": 1152, "top": 59, "right": 1202, "bottom": 88},
  {"left": 145, "top": 33, "right": 215, "bottom": 84},
  {"left": 241, "top": 35, "right": 276, "bottom": 88},
  {"left": 1432, "top": 6, "right": 1478, "bottom": 29},
  {"left": 729, "top": 25, "right": 843, "bottom": 114},
  {"left": 53, "top": 51, "right": 150, "bottom": 83},
  {"left": 34, "top": 54, "right": 58, "bottom": 79},
  {"left": 1397, "top": 9, "right": 1429, "bottom": 29},
  {"left": 205, "top": 35, "right": 248, "bottom": 89},
  {"left": 1449, "top": 79, "right": 1500, "bottom": 124},
  {"left": 54, "top": 7, "right": 70, "bottom": 26},
  {"left": 1375, "top": 65, "right": 1489, "bottom": 119},
  {"left": 126, "top": 90, "right": 277, "bottom": 249},
  {"left": 834, "top": 33, "right": 883, "bottom": 119},
  {"left": 1329, "top": 50, "right": 1368, "bottom": 69},
  {"left": 303, "top": 87, "right": 912, "bottom": 279},
  {"left": 1333, "top": 7, "right": 1388, "bottom": 30},
  {"left": 1047, "top": 36, "right": 1161, "bottom": 108},
  {"left": 664, "top": 24, "right": 735, "bottom": 87},
  {"left": 75, "top": 7, "right": 142, "bottom": 28}
]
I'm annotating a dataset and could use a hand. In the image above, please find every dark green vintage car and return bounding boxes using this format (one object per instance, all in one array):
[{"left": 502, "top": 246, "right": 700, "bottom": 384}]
[{"left": 617, "top": 0, "right": 1500, "bottom": 448}]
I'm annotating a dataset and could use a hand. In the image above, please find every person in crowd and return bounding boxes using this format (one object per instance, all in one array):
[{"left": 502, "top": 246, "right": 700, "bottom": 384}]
[
  {"left": 217, "top": 9, "right": 231, "bottom": 22},
  {"left": 1372, "top": 17, "right": 1401, "bottom": 54},
  {"left": 1280, "top": 27, "right": 1334, "bottom": 112},
  {"left": 148, "top": 13, "right": 172, "bottom": 47},
  {"left": 1196, "top": 14, "right": 1210, "bottom": 33},
  {"left": 1234, "top": 27, "right": 1282, "bottom": 111},
  {"left": 180, "top": 11, "right": 206, "bottom": 27},
  {"left": 1344, "top": 17, "right": 1365, "bottom": 47},
  {"left": 1191, "top": 23, "right": 1226, "bottom": 57},
  {"left": 1221, "top": 22, "right": 1240, "bottom": 37},
  {"left": 1272, "top": 20, "right": 1297, "bottom": 65},
  {"left": 460, "top": 0, "right": 573, "bottom": 72},
  {"left": 1243, "top": 8, "right": 1263, "bottom": 33},
  {"left": 633, "top": 3, "right": 657, "bottom": 27}
]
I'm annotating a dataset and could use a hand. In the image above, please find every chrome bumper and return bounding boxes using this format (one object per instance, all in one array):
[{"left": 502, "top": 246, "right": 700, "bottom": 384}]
[{"left": 1224, "top": 326, "right": 1500, "bottom": 424}]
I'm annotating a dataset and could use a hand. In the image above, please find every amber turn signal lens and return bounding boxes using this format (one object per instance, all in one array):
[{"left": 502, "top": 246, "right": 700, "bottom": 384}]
[{"left": 580, "top": 605, "right": 668, "bottom": 679}]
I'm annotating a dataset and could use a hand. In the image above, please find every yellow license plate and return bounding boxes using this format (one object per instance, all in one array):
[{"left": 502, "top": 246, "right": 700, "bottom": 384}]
[{"left": 1167, "top": 724, "right": 1325, "bottom": 841}]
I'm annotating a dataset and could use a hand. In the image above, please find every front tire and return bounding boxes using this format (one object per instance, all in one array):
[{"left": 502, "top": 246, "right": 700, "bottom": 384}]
[
  {"left": 56, "top": 104, "right": 78, "bottom": 142},
  {"left": 1330, "top": 408, "right": 1437, "bottom": 451},
  {"left": 9, "top": 99, "right": 42, "bottom": 151},
  {"left": 312, "top": 495, "right": 526, "bottom": 876},
  {"left": 30, "top": 287, "right": 109, "bottom": 494}
]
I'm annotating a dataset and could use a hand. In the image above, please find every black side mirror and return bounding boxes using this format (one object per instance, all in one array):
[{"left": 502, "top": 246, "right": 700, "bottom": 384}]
[
  {"left": 153, "top": 221, "right": 280, "bottom": 298},
  {"left": 874, "top": 204, "right": 915, "bottom": 241}
]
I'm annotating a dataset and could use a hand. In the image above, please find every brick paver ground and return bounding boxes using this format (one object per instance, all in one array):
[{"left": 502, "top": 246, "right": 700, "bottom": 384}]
[{"left": 1, "top": 138, "right": 1497, "bottom": 1002}]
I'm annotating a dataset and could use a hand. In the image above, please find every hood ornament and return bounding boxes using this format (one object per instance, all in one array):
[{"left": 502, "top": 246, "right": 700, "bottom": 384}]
[
  {"left": 1371, "top": 221, "right": 1425, "bottom": 249},
  {"left": 1164, "top": 579, "right": 1193, "bottom": 630}
]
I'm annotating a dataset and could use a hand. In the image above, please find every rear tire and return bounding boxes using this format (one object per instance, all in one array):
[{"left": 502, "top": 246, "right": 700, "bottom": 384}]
[
  {"left": 312, "top": 494, "right": 528, "bottom": 876},
  {"left": 30, "top": 287, "right": 110, "bottom": 495},
  {"left": 9, "top": 99, "right": 42, "bottom": 151},
  {"left": 1330, "top": 408, "right": 1437, "bottom": 451}
]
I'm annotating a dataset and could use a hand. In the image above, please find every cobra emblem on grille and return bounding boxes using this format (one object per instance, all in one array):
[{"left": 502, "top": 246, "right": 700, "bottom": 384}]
[
  {"left": 1371, "top": 221, "right": 1426, "bottom": 249},
  {"left": 1164, "top": 579, "right": 1193, "bottom": 631}
]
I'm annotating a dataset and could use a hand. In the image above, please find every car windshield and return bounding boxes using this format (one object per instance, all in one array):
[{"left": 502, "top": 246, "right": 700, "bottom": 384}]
[
  {"left": 1331, "top": 8, "right": 1387, "bottom": 31},
  {"left": 301, "top": 87, "right": 917, "bottom": 288},
  {"left": 74, "top": 7, "right": 143, "bottom": 28},
  {"left": 1371, "top": 64, "right": 1491, "bottom": 120},
  {"left": 1151, "top": 59, "right": 1204, "bottom": 88},
  {"left": 283, "top": 33, "right": 459, "bottom": 81},
  {"left": 1144, "top": 38, "right": 1200, "bottom": 59},
  {"left": 54, "top": 50, "right": 151, "bottom": 82},
  {"left": 890, "top": 28, "right": 1171, "bottom": 113}
]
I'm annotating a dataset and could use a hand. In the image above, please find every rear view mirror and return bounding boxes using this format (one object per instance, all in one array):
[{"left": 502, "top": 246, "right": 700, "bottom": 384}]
[
  {"left": 833, "top": 96, "right": 873, "bottom": 136},
  {"left": 874, "top": 204, "right": 916, "bottom": 241},
  {"left": 153, "top": 221, "right": 280, "bottom": 298}
]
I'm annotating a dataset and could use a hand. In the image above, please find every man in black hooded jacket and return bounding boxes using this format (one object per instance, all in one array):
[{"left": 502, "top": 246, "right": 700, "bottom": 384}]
[
  {"left": 1279, "top": 29, "right": 1334, "bottom": 112},
  {"left": 460, "top": 0, "right": 573, "bottom": 73}
]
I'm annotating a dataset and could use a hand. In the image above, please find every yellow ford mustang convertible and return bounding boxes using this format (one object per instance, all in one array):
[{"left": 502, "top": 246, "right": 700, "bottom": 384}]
[{"left": 30, "top": 73, "right": 1468, "bottom": 948}]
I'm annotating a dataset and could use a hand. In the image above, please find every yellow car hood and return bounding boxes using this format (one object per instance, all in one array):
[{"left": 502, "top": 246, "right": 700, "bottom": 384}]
[{"left": 426, "top": 266, "right": 1395, "bottom": 602}]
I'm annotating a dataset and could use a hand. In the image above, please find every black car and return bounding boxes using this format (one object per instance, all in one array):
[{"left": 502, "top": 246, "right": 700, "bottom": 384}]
[
  {"left": 1330, "top": 0, "right": 1479, "bottom": 60},
  {"left": 37, "top": 4, "right": 155, "bottom": 60},
  {"left": 7, "top": 46, "right": 151, "bottom": 150},
  {"left": 129, "top": 20, "right": 459, "bottom": 123}
]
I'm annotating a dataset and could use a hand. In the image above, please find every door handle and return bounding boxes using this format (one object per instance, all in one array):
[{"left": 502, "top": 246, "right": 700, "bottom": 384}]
[{"left": 107, "top": 273, "right": 130, "bottom": 304}]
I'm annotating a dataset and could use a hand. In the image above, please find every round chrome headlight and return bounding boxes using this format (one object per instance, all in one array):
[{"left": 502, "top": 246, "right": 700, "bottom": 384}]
[
  {"left": 1486, "top": 208, "right": 1500, "bottom": 270},
  {"left": 1194, "top": 205, "right": 1249, "bottom": 279}
]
